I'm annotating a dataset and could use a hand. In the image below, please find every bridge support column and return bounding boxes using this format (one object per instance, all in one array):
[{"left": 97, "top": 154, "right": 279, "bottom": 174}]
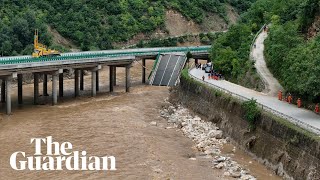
[
  {"left": 96, "top": 71, "right": 99, "bottom": 92},
  {"left": 43, "top": 74, "right": 49, "bottom": 96},
  {"left": 195, "top": 59, "right": 199, "bottom": 64},
  {"left": 75, "top": 69, "right": 80, "bottom": 97},
  {"left": 34, "top": 73, "right": 39, "bottom": 105},
  {"left": 109, "top": 66, "right": 114, "bottom": 92},
  {"left": 126, "top": 65, "right": 131, "bottom": 93},
  {"left": 1, "top": 80, "right": 5, "bottom": 103},
  {"left": 18, "top": 74, "right": 23, "bottom": 104},
  {"left": 6, "top": 77, "right": 12, "bottom": 115},
  {"left": 80, "top": 70, "right": 84, "bottom": 91},
  {"left": 91, "top": 70, "right": 97, "bottom": 97},
  {"left": 142, "top": 59, "right": 146, "bottom": 84},
  {"left": 113, "top": 67, "right": 116, "bottom": 86},
  {"left": 59, "top": 73, "right": 64, "bottom": 97},
  {"left": 52, "top": 72, "right": 58, "bottom": 105}
]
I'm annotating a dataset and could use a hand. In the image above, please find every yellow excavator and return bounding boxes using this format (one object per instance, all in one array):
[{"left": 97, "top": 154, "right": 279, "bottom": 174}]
[{"left": 32, "top": 29, "right": 60, "bottom": 58}]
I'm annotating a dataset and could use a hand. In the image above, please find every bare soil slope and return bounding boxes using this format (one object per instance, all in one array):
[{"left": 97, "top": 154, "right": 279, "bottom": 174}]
[
  {"left": 307, "top": 15, "right": 320, "bottom": 39},
  {"left": 48, "top": 26, "right": 80, "bottom": 52}
]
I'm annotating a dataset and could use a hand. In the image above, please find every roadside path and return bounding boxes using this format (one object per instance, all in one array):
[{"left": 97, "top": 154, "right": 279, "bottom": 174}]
[
  {"left": 189, "top": 68, "right": 320, "bottom": 135},
  {"left": 251, "top": 31, "right": 283, "bottom": 96}
]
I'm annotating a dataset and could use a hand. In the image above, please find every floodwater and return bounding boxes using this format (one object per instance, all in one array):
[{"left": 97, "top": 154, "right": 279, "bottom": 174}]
[{"left": 0, "top": 61, "right": 281, "bottom": 179}]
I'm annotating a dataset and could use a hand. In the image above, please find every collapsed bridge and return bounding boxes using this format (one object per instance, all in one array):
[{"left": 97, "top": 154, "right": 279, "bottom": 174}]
[{"left": 0, "top": 46, "right": 210, "bottom": 114}]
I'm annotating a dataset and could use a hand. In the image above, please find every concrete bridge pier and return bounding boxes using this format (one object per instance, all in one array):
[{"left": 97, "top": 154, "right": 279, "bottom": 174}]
[
  {"left": 109, "top": 66, "right": 114, "bottom": 92},
  {"left": 52, "top": 71, "right": 58, "bottom": 105},
  {"left": 195, "top": 59, "right": 199, "bottom": 64},
  {"left": 43, "top": 74, "right": 49, "bottom": 96},
  {"left": 113, "top": 67, "right": 116, "bottom": 86},
  {"left": 91, "top": 70, "right": 97, "bottom": 97},
  {"left": 6, "top": 77, "right": 12, "bottom": 115},
  {"left": 59, "top": 73, "right": 64, "bottom": 97},
  {"left": 91, "top": 65, "right": 101, "bottom": 97},
  {"left": 18, "top": 74, "right": 23, "bottom": 104},
  {"left": 96, "top": 71, "right": 99, "bottom": 92},
  {"left": 34, "top": 73, "right": 40, "bottom": 105},
  {"left": 80, "top": 70, "right": 84, "bottom": 91},
  {"left": 1, "top": 80, "right": 5, "bottom": 103},
  {"left": 74, "top": 69, "right": 80, "bottom": 97},
  {"left": 142, "top": 59, "right": 146, "bottom": 84},
  {"left": 126, "top": 65, "right": 131, "bottom": 93}
]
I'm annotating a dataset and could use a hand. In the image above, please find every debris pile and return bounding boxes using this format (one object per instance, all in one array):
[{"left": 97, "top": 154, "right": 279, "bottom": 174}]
[{"left": 160, "top": 103, "right": 256, "bottom": 180}]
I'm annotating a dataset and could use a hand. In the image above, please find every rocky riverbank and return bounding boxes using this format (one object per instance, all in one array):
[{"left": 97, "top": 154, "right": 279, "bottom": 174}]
[
  {"left": 174, "top": 71, "right": 320, "bottom": 180},
  {"left": 160, "top": 100, "right": 257, "bottom": 180}
]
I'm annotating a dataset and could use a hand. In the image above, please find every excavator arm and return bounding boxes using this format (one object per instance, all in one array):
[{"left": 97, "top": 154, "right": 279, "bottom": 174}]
[{"left": 32, "top": 29, "right": 60, "bottom": 58}]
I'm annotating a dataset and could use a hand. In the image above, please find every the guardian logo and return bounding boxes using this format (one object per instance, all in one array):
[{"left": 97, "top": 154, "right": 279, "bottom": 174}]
[{"left": 10, "top": 136, "right": 116, "bottom": 171}]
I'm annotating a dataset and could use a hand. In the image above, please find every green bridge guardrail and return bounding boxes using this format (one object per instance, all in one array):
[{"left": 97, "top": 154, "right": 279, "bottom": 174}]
[
  {"left": 0, "top": 46, "right": 211, "bottom": 65},
  {"left": 148, "top": 53, "right": 161, "bottom": 80}
]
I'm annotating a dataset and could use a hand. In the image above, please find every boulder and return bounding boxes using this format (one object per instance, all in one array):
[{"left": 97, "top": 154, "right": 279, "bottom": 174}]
[
  {"left": 150, "top": 121, "right": 157, "bottom": 126},
  {"left": 230, "top": 171, "right": 241, "bottom": 178},
  {"left": 240, "top": 175, "right": 256, "bottom": 180},
  {"left": 215, "top": 163, "right": 224, "bottom": 169}
]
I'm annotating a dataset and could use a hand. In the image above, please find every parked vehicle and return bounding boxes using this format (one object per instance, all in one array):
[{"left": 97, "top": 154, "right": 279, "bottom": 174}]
[
  {"left": 202, "top": 64, "right": 207, "bottom": 70},
  {"left": 205, "top": 66, "right": 212, "bottom": 73}
]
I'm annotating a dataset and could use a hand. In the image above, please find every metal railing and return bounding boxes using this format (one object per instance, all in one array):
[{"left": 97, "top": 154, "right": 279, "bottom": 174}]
[
  {"left": 0, "top": 46, "right": 211, "bottom": 65},
  {"left": 188, "top": 69, "right": 320, "bottom": 135}
]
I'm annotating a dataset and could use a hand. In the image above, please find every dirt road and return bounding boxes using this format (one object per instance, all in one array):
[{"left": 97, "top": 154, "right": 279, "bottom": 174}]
[{"left": 251, "top": 31, "right": 283, "bottom": 96}]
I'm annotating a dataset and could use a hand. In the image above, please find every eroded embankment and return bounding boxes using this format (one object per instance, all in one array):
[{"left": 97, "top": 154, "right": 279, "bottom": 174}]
[
  {"left": 170, "top": 72, "right": 320, "bottom": 180},
  {"left": 160, "top": 103, "right": 258, "bottom": 179}
]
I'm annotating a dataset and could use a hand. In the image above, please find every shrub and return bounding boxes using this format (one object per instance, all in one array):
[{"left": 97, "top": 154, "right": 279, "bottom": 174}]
[{"left": 242, "top": 99, "right": 260, "bottom": 130}]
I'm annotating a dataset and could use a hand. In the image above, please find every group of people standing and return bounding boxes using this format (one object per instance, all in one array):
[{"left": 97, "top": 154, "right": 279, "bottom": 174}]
[
  {"left": 197, "top": 62, "right": 223, "bottom": 81},
  {"left": 207, "top": 70, "right": 222, "bottom": 80},
  {"left": 278, "top": 90, "right": 319, "bottom": 114},
  {"left": 195, "top": 63, "right": 202, "bottom": 69},
  {"left": 278, "top": 90, "right": 300, "bottom": 107}
]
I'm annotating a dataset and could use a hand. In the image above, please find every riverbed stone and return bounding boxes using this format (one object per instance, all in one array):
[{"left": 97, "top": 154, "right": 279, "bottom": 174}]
[
  {"left": 215, "top": 163, "right": 224, "bottom": 169},
  {"left": 230, "top": 171, "right": 241, "bottom": 178},
  {"left": 150, "top": 121, "right": 157, "bottom": 126},
  {"left": 223, "top": 172, "right": 231, "bottom": 177},
  {"left": 160, "top": 103, "right": 256, "bottom": 180},
  {"left": 240, "top": 174, "right": 255, "bottom": 180}
]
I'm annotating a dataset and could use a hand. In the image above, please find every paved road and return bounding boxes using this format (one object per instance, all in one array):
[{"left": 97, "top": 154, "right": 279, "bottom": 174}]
[
  {"left": 151, "top": 54, "right": 186, "bottom": 86},
  {"left": 190, "top": 68, "right": 320, "bottom": 134},
  {"left": 251, "top": 31, "right": 283, "bottom": 96}
]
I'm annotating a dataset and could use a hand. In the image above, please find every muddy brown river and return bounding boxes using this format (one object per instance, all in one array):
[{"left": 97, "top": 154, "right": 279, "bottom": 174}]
[{"left": 0, "top": 62, "right": 281, "bottom": 179}]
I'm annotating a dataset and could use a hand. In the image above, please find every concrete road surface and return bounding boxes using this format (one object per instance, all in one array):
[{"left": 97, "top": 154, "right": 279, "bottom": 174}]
[{"left": 190, "top": 68, "right": 320, "bottom": 134}]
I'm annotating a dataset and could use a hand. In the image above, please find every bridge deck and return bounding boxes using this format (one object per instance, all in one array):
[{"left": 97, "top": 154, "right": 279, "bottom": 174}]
[
  {"left": 150, "top": 53, "right": 186, "bottom": 86},
  {"left": 0, "top": 46, "right": 209, "bottom": 66}
]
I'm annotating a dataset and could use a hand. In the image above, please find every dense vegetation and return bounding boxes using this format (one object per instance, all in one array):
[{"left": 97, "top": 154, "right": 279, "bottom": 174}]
[
  {"left": 0, "top": 0, "right": 238, "bottom": 56},
  {"left": 263, "top": 0, "right": 320, "bottom": 103},
  {"left": 210, "top": 24, "right": 258, "bottom": 87},
  {"left": 210, "top": 0, "right": 320, "bottom": 103},
  {"left": 136, "top": 32, "right": 222, "bottom": 48}
]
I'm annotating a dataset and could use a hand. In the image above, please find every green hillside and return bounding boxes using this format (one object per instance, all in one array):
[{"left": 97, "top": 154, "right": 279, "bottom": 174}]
[
  {"left": 210, "top": 0, "right": 320, "bottom": 102},
  {"left": 0, "top": 0, "right": 253, "bottom": 56}
]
